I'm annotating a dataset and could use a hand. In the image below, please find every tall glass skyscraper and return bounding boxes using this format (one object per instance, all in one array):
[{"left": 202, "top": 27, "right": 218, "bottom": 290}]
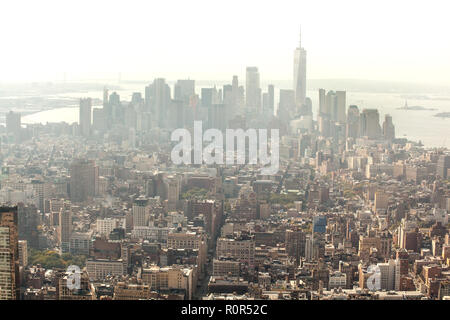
[
  {"left": 245, "top": 66, "right": 261, "bottom": 114},
  {"left": 294, "top": 28, "right": 307, "bottom": 107}
]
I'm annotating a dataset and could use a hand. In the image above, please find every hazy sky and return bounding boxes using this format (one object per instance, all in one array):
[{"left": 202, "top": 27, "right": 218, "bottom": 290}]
[{"left": 1, "top": 0, "right": 449, "bottom": 84}]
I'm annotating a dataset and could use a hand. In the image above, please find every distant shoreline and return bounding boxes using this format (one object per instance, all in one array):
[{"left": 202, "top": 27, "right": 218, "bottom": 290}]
[
  {"left": 434, "top": 112, "right": 450, "bottom": 118},
  {"left": 397, "top": 106, "right": 437, "bottom": 111}
]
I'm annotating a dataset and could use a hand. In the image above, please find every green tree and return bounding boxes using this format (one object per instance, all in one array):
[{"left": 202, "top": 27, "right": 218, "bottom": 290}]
[
  {"left": 29, "top": 249, "right": 86, "bottom": 269},
  {"left": 181, "top": 188, "right": 208, "bottom": 200}
]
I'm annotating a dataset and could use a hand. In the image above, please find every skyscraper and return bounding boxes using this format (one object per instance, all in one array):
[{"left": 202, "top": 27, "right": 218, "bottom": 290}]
[
  {"left": 245, "top": 67, "right": 261, "bottom": 114},
  {"left": 335, "top": 91, "right": 346, "bottom": 123},
  {"left": 313, "top": 216, "right": 327, "bottom": 233},
  {"left": 436, "top": 155, "right": 450, "bottom": 179},
  {"left": 231, "top": 75, "right": 240, "bottom": 108},
  {"left": 318, "top": 89, "right": 326, "bottom": 116},
  {"left": 346, "top": 105, "right": 360, "bottom": 139},
  {"left": 5, "top": 111, "right": 21, "bottom": 143},
  {"left": 267, "top": 84, "right": 274, "bottom": 115},
  {"left": 17, "top": 203, "right": 39, "bottom": 249},
  {"left": 79, "top": 98, "right": 92, "bottom": 137},
  {"left": 325, "top": 90, "right": 336, "bottom": 119},
  {"left": 377, "top": 259, "right": 397, "bottom": 291},
  {"left": 92, "top": 108, "right": 107, "bottom": 133},
  {"left": 262, "top": 84, "right": 274, "bottom": 116},
  {"left": 58, "top": 201, "right": 72, "bottom": 254},
  {"left": 167, "top": 99, "right": 185, "bottom": 130},
  {"left": 285, "top": 229, "right": 306, "bottom": 264},
  {"left": 103, "top": 88, "right": 109, "bottom": 108},
  {"left": 277, "top": 89, "right": 295, "bottom": 122},
  {"left": 18, "top": 240, "right": 28, "bottom": 267},
  {"left": 131, "top": 92, "right": 143, "bottom": 105},
  {"left": 0, "top": 207, "right": 19, "bottom": 300},
  {"left": 383, "top": 114, "right": 396, "bottom": 141},
  {"left": 299, "top": 97, "right": 313, "bottom": 116},
  {"left": 108, "top": 92, "right": 123, "bottom": 126},
  {"left": 208, "top": 104, "right": 227, "bottom": 131},
  {"left": 231, "top": 75, "right": 245, "bottom": 117},
  {"left": 201, "top": 87, "right": 215, "bottom": 108},
  {"left": 318, "top": 89, "right": 345, "bottom": 123},
  {"left": 360, "top": 109, "right": 382, "bottom": 139},
  {"left": 293, "top": 28, "right": 307, "bottom": 107},
  {"left": 174, "top": 79, "right": 195, "bottom": 105},
  {"left": 223, "top": 84, "right": 232, "bottom": 105},
  {"left": 69, "top": 159, "right": 99, "bottom": 203},
  {"left": 132, "top": 198, "right": 150, "bottom": 227},
  {"left": 200, "top": 87, "right": 220, "bottom": 123},
  {"left": 146, "top": 78, "right": 171, "bottom": 128}
]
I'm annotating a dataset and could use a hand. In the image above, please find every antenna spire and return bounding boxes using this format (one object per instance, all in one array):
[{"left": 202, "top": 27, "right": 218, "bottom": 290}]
[{"left": 299, "top": 25, "right": 302, "bottom": 48}]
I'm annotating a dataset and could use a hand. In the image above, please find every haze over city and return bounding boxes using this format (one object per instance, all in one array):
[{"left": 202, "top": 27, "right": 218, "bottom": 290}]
[
  {"left": 1, "top": 0, "right": 450, "bottom": 84},
  {"left": 0, "top": 0, "right": 449, "bottom": 306}
]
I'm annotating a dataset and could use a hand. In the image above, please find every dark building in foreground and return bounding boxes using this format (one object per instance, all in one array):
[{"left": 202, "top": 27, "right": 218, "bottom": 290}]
[
  {"left": 0, "top": 207, "right": 19, "bottom": 300},
  {"left": 69, "top": 159, "right": 99, "bottom": 203},
  {"left": 436, "top": 155, "right": 450, "bottom": 179}
]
